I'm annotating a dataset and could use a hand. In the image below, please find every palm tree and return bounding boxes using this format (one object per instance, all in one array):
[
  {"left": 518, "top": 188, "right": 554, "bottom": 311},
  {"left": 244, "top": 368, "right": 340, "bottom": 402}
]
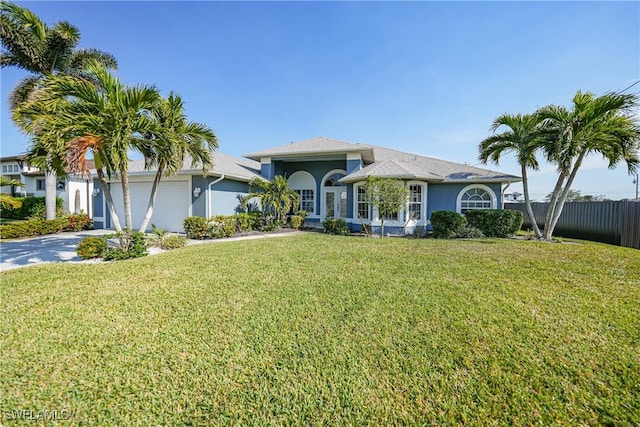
[
  {"left": 18, "top": 63, "right": 160, "bottom": 231},
  {"left": 137, "top": 93, "right": 218, "bottom": 232},
  {"left": 537, "top": 90, "right": 640, "bottom": 239},
  {"left": 242, "top": 176, "right": 299, "bottom": 226},
  {"left": 1, "top": 1, "right": 117, "bottom": 220},
  {"left": 479, "top": 113, "right": 544, "bottom": 239}
]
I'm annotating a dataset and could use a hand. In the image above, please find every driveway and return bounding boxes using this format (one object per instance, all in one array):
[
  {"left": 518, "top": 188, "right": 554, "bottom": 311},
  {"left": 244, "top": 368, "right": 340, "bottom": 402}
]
[
  {"left": 0, "top": 230, "right": 304, "bottom": 272},
  {"left": 0, "top": 229, "right": 113, "bottom": 272}
]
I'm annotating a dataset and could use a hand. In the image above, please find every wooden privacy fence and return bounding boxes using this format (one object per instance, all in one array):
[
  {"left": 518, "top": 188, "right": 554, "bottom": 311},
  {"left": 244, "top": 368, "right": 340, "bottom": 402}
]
[{"left": 505, "top": 201, "right": 640, "bottom": 249}]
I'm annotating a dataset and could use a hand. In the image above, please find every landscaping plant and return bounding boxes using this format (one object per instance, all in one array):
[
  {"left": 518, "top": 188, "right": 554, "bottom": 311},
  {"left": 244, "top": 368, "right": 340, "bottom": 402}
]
[{"left": 76, "top": 237, "right": 108, "bottom": 259}]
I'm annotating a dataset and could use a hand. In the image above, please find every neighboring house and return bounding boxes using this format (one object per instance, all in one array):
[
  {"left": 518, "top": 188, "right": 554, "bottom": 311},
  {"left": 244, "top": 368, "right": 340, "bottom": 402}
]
[
  {"left": 96, "top": 137, "right": 520, "bottom": 234},
  {"left": 504, "top": 192, "right": 524, "bottom": 203},
  {"left": 0, "top": 154, "right": 94, "bottom": 215}
]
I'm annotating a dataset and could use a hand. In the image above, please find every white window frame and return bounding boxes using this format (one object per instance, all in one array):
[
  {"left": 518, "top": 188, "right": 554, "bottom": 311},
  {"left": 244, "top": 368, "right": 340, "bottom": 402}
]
[
  {"left": 288, "top": 171, "right": 317, "bottom": 217},
  {"left": 406, "top": 181, "right": 427, "bottom": 224},
  {"left": 456, "top": 184, "right": 497, "bottom": 214},
  {"left": 36, "top": 178, "right": 46, "bottom": 191},
  {"left": 321, "top": 169, "right": 347, "bottom": 219},
  {"left": 353, "top": 182, "right": 371, "bottom": 222},
  {"left": 2, "top": 165, "right": 6, "bottom": 173}
]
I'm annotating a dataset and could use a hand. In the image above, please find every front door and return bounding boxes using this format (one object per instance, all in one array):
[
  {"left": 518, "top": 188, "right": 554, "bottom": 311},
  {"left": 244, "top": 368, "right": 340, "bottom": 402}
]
[{"left": 324, "top": 188, "right": 347, "bottom": 219}]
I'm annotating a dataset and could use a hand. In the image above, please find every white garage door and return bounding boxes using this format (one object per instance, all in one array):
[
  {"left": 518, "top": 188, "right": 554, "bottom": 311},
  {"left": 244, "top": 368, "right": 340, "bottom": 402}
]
[{"left": 110, "top": 180, "right": 189, "bottom": 232}]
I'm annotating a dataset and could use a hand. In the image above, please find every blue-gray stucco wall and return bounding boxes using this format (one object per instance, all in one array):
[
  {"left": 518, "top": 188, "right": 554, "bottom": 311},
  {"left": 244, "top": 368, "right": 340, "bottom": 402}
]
[
  {"left": 426, "top": 183, "right": 503, "bottom": 220},
  {"left": 191, "top": 176, "right": 250, "bottom": 217},
  {"left": 274, "top": 160, "right": 349, "bottom": 216}
]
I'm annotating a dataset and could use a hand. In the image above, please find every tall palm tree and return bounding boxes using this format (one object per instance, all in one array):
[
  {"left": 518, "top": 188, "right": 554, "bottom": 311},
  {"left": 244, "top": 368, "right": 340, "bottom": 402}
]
[
  {"left": 537, "top": 90, "right": 640, "bottom": 239},
  {"left": 479, "top": 113, "right": 544, "bottom": 239},
  {"left": 242, "top": 176, "right": 299, "bottom": 226},
  {"left": 137, "top": 93, "right": 218, "bottom": 232},
  {"left": 1, "top": 0, "right": 117, "bottom": 220},
  {"left": 18, "top": 63, "right": 160, "bottom": 231}
]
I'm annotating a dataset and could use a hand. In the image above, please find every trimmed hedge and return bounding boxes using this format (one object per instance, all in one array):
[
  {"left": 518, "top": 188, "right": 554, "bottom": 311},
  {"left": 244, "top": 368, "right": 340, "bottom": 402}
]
[
  {"left": 289, "top": 215, "right": 304, "bottom": 229},
  {"left": 1, "top": 196, "right": 63, "bottom": 220},
  {"left": 430, "top": 210, "right": 467, "bottom": 238},
  {"left": 103, "top": 230, "right": 148, "bottom": 260},
  {"left": 322, "top": 218, "right": 351, "bottom": 236},
  {"left": 236, "top": 212, "right": 262, "bottom": 233},
  {"left": 0, "top": 214, "right": 93, "bottom": 239},
  {"left": 77, "top": 237, "right": 108, "bottom": 259},
  {"left": 465, "top": 209, "right": 524, "bottom": 237},
  {"left": 184, "top": 214, "right": 264, "bottom": 239}
]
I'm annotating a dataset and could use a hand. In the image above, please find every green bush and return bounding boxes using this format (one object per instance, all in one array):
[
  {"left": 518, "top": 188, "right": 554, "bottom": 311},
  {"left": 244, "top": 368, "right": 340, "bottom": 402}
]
[
  {"left": 0, "top": 217, "right": 67, "bottom": 239},
  {"left": 210, "top": 215, "right": 236, "bottom": 238},
  {"left": 64, "top": 214, "right": 93, "bottom": 232},
  {"left": 77, "top": 237, "right": 108, "bottom": 259},
  {"left": 1, "top": 196, "right": 64, "bottom": 220},
  {"left": 322, "top": 218, "right": 351, "bottom": 236},
  {"left": 465, "top": 209, "right": 524, "bottom": 237},
  {"left": 147, "top": 233, "right": 187, "bottom": 250},
  {"left": 289, "top": 215, "right": 303, "bottom": 229},
  {"left": 430, "top": 210, "right": 467, "bottom": 238},
  {"left": 183, "top": 216, "right": 211, "bottom": 239},
  {"left": 236, "top": 212, "right": 261, "bottom": 233},
  {"left": 455, "top": 226, "right": 486, "bottom": 239},
  {"left": 103, "top": 230, "right": 148, "bottom": 261}
]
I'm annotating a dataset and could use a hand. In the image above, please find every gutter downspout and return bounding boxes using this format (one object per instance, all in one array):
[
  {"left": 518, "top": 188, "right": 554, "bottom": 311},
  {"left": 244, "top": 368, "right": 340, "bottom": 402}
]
[
  {"left": 501, "top": 182, "right": 511, "bottom": 209},
  {"left": 206, "top": 175, "right": 225, "bottom": 218}
]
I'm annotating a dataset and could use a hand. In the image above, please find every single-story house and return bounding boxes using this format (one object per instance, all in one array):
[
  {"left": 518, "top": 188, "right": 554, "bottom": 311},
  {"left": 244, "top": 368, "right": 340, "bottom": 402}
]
[
  {"left": 0, "top": 154, "right": 95, "bottom": 215},
  {"left": 94, "top": 136, "right": 521, "bottom": 234}
]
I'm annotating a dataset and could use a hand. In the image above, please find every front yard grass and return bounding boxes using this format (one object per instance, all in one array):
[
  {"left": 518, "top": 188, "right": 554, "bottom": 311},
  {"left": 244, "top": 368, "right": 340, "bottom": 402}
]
[{"left": 1, "top": 234, "right": 638, "bottom": 425}]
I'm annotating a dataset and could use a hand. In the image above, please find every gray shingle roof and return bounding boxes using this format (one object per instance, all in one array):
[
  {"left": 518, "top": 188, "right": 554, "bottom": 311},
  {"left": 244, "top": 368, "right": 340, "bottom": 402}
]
[
  {"left": 125, "top": 151, "right": 261, "bottom": 182},
  {"left": 244, "top": 136, "right": 374, "bottom": 160},
  {"left": 340, "top": 146, "right": 520, "bottom": 183}
]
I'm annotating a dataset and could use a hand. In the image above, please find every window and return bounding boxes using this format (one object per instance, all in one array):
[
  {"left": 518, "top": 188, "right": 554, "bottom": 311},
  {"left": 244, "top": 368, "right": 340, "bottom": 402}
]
[
  {"left": 56, "top": 180, "right": 65, "bottom": 190},
  {"left": 459, "top": 186, "right": 495, "bottom": 214},
  {"left": 36, "top": 179, "right": 45, "bottom": 191},
  {"left": 324, "top": 173, "right": 345, "bottom": 186},
  {"left": 13, "top": 165, "right": 19, "bottom": 172},
  {"left": 408, "top": 184, "right": 423, "bottom": 220},
  {"left": 295, "top": 189, "right": 314, "bottom": 213},
  {"left": 356, "top": 185, "right": 369, "bottom": 219},
  {"left": 288, "top": 171, "right": 316, "bottom": 215},
  {"left": 2, "top": 166, "right": 6, "bottom": 173}
]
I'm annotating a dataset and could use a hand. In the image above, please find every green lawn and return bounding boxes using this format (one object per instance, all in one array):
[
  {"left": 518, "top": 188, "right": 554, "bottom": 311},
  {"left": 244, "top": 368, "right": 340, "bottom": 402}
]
[{"left": 1, "top": 234, "right": 639, "bottom": 425}]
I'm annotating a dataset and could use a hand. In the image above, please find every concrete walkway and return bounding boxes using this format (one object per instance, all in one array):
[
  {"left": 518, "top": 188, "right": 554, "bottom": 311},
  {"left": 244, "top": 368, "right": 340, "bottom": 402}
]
[{"left": 0, "top": 230, "right": 304, "bottom": 272}]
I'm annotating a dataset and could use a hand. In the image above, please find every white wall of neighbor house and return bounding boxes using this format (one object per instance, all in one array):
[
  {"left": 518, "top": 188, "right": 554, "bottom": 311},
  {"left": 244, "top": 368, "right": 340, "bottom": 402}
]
[{"left": 67, "top": 178, "right": 94, "bottom": 215}]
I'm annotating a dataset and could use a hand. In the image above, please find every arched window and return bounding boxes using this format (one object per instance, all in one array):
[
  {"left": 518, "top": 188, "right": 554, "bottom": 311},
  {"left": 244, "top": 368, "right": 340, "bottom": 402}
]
[
  {"left": 288, "top": 171, "right": 316, "bottom": 214},
  {"left": 324, "top": 172, "right": 345, "bottom": 187},
  {"left": 457, "top": 184, "right": 497, "bottom": 214}
]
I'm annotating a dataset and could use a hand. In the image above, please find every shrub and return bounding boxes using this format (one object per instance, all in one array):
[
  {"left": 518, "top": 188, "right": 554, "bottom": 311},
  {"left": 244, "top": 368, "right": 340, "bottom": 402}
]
[
  {"left": 289, "top": 215, "right": 303, "bottom": 229},
  {"left": 465, "top": 209, "right": 524, "bottom": 237},
  {"left": 1, "top": 196, "right": 64, "bottom": 220},
  {"left": 414, "top": 225, "right": 426, "bottom": 238},
  {"left": 236, "top": 212, "right": 261, "bottom": 233},
  {"left": 455, "top": 226, "right": 486, "bottom": 239},
  {"left": 147, "top": 233, "right": 187, "bottom": 250},
  {"left": 210, "top": 215, "right": 236, "bottom": 238},
  {"left": 430, "top": 210, "right": 467, "bottom": 238},
  {"left": 77, "top": 237, "right": 108, "bottom": 259},
  {"left": 183, "top": 216, "right": 211, "bottom": 239},
  {"left": 64, "top": 214, "right": 93, "bottom": 232},
  {"left": 322, "top": 218, "right": 351, "bottom": 236},
  {"left": 103, "top": 230, "right": 148, "bottom": 261},
  {"left": 0, "top": 217, "right": 67, "bottom": 239}
]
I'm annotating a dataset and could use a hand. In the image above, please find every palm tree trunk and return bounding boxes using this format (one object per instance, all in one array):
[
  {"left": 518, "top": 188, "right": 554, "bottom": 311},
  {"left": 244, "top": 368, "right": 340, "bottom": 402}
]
[
  {"left": 120, "top": 170, "right": 133, "bottom": 230},
  {"left": 521, "top": 165, "right": 542, "bottom": 239},
  {"left": 96, "top": 168, "right": 122, "bottom": 232},
  {"left": 546, "top": 150, "right": 587, "bottom": 239},
  {"left": 45, "top": 170, "right": 57, "bottom": 220},
  {"left": 139, "top": 167, "right": 163, "bottom": 232},
  {"left": 542, "top": 173, "right": 566, "bottom": 240}
]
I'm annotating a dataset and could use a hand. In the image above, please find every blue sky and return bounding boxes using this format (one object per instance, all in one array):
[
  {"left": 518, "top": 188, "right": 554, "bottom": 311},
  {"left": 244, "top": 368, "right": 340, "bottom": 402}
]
[{"left": 1, "top": 1, "right": 639, "bottom": 200}]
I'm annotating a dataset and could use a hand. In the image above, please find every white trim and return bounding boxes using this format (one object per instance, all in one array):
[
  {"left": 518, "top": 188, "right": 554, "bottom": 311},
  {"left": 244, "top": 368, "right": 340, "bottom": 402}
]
[
  {"left": 346, "top": 153, "right": 362, "bottom": 161},
  {"left": 456, "top": 184, "right": 497, "bottom": 213},
  {"left": 320, "top": 169, "right": 347, "bottom": 219},
  {"left": 260, "top": 157, "right": 271, "bottom": 165},
  {"left": 288, "top": 171, "right": 317, "bottom": 216},
  {"left": 187, "top": 175, "right": 193, "bottom": 217},
  {"left": 352, "top": 182, "right": 372, "bottom": 224},
  {"left": 405, "top": 180, "right": 428, "bottom": 226},
  {"left": 206, "top": 175, "right": 225, "bottom": 218}
]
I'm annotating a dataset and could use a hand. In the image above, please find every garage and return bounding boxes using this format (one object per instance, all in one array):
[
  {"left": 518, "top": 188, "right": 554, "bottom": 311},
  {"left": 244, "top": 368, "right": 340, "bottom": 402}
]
[{"left": 109, "top": 180, "right": 190, "bottom": 232}]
